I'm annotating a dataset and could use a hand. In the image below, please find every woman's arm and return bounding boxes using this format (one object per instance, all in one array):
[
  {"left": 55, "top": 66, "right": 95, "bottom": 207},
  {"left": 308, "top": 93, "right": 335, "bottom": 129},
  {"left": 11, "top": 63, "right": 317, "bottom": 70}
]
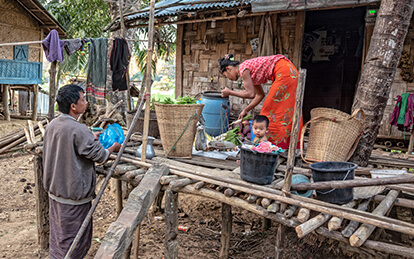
[
  {"left": 221, "top": 69, "right": 255, "bottom": 99},
  {"left": 238, "top": 85, "right": 265, "bottom": 120}
]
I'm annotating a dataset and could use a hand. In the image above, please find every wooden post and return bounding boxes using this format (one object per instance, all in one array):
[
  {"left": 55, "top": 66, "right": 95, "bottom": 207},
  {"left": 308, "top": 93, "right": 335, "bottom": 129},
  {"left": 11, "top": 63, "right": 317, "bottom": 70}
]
[
  {"left": 2, "top": 85, "right": 10, "bottom": 121},
  {"left": 47, "top": 61, "right": 57, "bottom": 121},
  {"left": 164, "top": 189, "right": 178, "bottom": 259},
  {"left": 297, "top": 208, "right": 310, "bottom": 223},
  {"left": 175, "top": 24, "right": 184, "bottom": 98},
  {"left": 32, "top": 85, "right": 39, "bottom": 121},
  {"left": 292, "top": 11, "right": 305, "bottom": 68},
  {"left": 342, "top": 199, "right": 371, "bottom": 238},
  {"left": 34, "top": 155, "right": 49, "bottom": 249},
  {"left": 115, "top": 179, "right": 123, "bottom": 217},
  {"left": 328, "top": 200, "right": 357, "bottom": 231},
  {"left": 280, "top": 68, "right": 306, "bottom": 212},
  {"left": 275, "top": 224, "right": 284, "bottom": 259},
  {"left": 408, "top": 127, "right": 414, "bottom": 154},
  {"left": 219, "top": 203, "right": 232, "bottom": 259},
  {"left": 350, "top": 190, "right": 400, "bottom": 247}
]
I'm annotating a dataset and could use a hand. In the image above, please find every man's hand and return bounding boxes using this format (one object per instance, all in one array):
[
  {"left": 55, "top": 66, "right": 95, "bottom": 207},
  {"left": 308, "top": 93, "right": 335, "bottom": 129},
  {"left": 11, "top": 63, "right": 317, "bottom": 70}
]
[
  {"left": 93, "top": 131, "right": 102, "bottom": 140},
  {"left": 221, "top": 87, "right": 231, "bottom": 98},
  {"left": 108, "top": 142, "right": 122, "bottom": 154},
  {"left": 238, "top": 110, "right": 248, "bottom": 120}
]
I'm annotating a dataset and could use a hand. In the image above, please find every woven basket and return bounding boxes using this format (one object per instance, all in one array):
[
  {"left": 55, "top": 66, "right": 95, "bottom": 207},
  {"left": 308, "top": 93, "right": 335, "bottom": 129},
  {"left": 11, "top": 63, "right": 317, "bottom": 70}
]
[
  {"left": 125, "top": 110, "right": 160, "bottom": 138},
  {"left": 155, "top": 103, "right": 204, "bottom": 158},
  {"left": 300, "top": 108, "right": 365, "bottom": 163}
]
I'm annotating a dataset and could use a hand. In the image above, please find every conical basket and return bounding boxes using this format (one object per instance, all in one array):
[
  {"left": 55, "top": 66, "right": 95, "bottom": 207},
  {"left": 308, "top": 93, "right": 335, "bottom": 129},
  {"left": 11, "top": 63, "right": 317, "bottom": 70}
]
[
  {"left": 155, "top": 103, "right": 204, "bottom": 158},
  {"left": 300, "top": 108, "right": 365, "bottom": 163}
]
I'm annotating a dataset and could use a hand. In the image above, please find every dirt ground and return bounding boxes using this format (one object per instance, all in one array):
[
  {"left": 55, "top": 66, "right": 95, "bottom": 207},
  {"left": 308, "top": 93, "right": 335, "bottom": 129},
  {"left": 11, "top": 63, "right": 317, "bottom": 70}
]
[{"left": 0, "top": 121, "right": 394, "bottom": 259}]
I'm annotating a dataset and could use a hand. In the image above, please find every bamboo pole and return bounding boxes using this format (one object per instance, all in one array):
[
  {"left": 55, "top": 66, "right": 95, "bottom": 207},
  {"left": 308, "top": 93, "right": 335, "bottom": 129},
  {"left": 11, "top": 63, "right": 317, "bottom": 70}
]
[
  {"left": 111, "top": 154, "right": 414, "bottom": 236},
  {"left": 291, "top": 175, "right": 414, "bottom": 191},
  {"left": 296, "top": 213, "right": 331, "bottom": 238},
  {"left": 350, "top": 190, "right": 400, "bottom": 247},
  {"left": 317, "top": 227, "right": 414, "bottom": 258},
  {"left": 280, "top": 68, "right": 306, "bottom": 211},
  {"left": 284, "top": 205, "right": 298, "bottom": 218},
  {"left": 328, "top": 200, "right": 357, "bottom": 231},
  {"left": 134, "top": 0, "right": 155, "bottom": 257},
  {"left": 64, "top": 94, "right": 147, "bottom": 259},
  {"left": 194, "top": 181, "right": 205, "bottom": 190}
]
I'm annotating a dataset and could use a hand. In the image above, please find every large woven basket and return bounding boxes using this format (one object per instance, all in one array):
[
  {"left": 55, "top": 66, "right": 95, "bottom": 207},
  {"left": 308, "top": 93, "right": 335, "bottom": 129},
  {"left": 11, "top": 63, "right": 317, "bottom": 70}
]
[
  {"left": 126, "top": 109, "right": 160, "bottom": 138},
  {"left": 155, "top": 103, "right": 204, "bottom": 158},
  {"left": 300, "top": 108, "right": 365, "bottom": 163}
]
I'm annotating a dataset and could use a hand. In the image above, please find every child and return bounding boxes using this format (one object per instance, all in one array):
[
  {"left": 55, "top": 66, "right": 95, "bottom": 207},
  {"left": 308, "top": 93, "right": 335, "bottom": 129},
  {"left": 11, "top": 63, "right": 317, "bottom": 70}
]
[{"left": 252, "top": 115, "right": 269, "bottom": 146}]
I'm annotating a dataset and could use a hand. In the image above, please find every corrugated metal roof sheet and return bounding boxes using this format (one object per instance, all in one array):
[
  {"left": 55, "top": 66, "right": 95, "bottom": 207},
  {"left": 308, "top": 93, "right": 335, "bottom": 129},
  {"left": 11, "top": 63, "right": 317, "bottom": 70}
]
[{"left": 125, "top": 0, "right": 252, "bottom": 21}]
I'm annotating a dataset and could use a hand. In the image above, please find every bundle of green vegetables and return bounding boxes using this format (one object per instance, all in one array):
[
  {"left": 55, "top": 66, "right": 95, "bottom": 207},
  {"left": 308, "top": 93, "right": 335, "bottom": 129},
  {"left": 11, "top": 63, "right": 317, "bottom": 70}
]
[{"left": 157, "top": 96, "right": 196, "bottom": 105}]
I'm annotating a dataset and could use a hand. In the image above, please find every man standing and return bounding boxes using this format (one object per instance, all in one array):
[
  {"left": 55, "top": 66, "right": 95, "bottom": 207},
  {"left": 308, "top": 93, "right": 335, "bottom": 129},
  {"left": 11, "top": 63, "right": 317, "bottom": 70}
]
[{"left": 43, "top": 84, "right": 121, "bottom": 258}]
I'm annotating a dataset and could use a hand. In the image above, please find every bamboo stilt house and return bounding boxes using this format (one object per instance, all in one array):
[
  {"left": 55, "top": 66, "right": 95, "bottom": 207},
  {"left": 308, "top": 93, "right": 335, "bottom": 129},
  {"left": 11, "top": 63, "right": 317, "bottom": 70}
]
[
  {"left": 0, "top": 0, "right": 66, "bottom": 121},
  {"left": 107, "top": 0, "right": 414, "bottom": 139}
]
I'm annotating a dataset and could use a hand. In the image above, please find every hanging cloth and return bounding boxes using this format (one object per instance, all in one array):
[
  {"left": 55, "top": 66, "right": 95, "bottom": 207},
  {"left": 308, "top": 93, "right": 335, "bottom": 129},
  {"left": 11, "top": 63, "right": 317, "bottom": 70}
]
[
  {"left": 258, "top": 16, "right": 274, "bottom": 56},
  {"left": 110, "top": 38, "right": 131, "bottom": 91},
  {"left": 86, "top": 38, "right": 108, "bottom": 103},
  {"left": 390, "top": 93, "right": 414, "bottom": 131},
  {"left": 63, "top": 39, "right": 83, "bottom": 56},
  {"left": 42, "top": 29, "right": 65, "bottom": 63}
]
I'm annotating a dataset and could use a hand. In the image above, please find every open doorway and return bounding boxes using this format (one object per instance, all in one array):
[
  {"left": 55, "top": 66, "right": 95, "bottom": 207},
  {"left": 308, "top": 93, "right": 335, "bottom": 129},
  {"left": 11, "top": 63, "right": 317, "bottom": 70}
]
[{"left": 301, "top": 7, "right": 366, "bottom": 121}]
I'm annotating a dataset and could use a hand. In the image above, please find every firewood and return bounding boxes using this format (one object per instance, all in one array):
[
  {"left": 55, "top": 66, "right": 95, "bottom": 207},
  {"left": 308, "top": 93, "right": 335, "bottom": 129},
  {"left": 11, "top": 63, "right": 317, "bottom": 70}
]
[
  {"left": 328, "top": 200, "right": 357, "bottom": 231},
  {"left": 350, "top": 190, "right": 400, "bottom": 247},
  {"left": 296, "top": 213, "right": 331, "bottom": 238},
  {"left": 297, "top": 208, "right": 310, "bottom": 223},
  {"left": 342, "top": 199, "right": 371, "bottom": 238}
]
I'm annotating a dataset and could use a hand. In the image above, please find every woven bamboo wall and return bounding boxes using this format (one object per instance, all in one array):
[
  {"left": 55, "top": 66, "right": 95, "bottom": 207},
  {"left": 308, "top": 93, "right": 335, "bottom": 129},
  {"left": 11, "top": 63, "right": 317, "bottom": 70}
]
[
  {"left": 180, "top": 12, "right": 299, "bottom": 115},
  {"left": 0, "top": 0, "right": 42, "bottom": 62}
]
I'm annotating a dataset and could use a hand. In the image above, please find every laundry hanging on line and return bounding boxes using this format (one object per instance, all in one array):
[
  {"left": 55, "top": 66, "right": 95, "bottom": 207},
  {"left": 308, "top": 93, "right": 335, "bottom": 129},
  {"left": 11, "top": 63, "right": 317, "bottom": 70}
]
[
  {"left": 86, "top": 38, "right": 108, "bottom": 103},
  {"left": 110, "top": 38, "right": 131, "bottom": 91},
  {"left": 42, "top": 29, "right": 65, "bottom": 63}
]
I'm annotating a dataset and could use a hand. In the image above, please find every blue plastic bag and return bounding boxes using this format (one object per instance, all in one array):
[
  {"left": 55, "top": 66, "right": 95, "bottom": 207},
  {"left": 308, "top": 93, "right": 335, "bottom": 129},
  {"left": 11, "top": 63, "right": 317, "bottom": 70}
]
[{"left": 99, "top": 123, "right": 125, "bottom": 149}]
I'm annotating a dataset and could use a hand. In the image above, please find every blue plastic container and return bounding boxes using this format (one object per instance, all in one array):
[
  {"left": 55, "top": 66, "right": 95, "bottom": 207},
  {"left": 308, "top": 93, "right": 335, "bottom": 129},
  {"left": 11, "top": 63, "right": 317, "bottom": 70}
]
[
  {"left": 291, "top": 174, "right": 313, "bottom": 197},
  {"left": 200, "top": 91, "right": 230, "bottom": 137},
  {"left": 249, "top": 120, "right": 256, "bottom": 142}
]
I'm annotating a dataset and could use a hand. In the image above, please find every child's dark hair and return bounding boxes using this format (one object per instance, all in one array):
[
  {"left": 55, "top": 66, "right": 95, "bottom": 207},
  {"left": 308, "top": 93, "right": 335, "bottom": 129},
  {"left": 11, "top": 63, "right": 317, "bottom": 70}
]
[
  {"left": 56, "top": 84, "right": 85, "bottom": 114},
  {"left": 253, "top": 115, "right": 269, "bottom": 128},
  {"left": 218, "top": 53, "right": 240, "bottom": 74}
]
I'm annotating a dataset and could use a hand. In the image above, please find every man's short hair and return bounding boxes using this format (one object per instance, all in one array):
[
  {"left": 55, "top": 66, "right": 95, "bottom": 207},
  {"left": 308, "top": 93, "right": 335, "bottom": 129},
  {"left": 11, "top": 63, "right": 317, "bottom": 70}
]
[
  {"left": 56, "top": 84, "right": 85, "bottom": 114},
  {"left": 253, "top": 115, "right": 269, "bottom": 128}
]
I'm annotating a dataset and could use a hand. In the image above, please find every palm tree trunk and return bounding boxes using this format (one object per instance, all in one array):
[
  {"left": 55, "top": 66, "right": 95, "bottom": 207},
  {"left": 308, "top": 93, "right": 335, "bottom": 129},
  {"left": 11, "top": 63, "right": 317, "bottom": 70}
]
[{"left": 350, "top": 0, "right": 414, "bottom": 166}]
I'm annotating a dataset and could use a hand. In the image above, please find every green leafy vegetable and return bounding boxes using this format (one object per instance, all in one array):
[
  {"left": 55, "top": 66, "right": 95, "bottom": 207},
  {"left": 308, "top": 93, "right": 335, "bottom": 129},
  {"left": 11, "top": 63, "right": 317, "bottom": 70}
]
[
  {"left": 242, "top": 114, "right": 253, "bottom": 121},
  {"left": 225, "top": 126, "right": 242, "bottom": 146}
]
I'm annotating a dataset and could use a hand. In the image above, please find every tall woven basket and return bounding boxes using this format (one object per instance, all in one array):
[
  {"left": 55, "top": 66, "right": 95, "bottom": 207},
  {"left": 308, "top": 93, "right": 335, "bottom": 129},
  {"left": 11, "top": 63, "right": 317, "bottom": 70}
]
[
  {"left": 300, "top": 108, "right": 365, "bottom": 163},
  {"left": 155, "top": 103, "right": 204, "bottom": 158}
]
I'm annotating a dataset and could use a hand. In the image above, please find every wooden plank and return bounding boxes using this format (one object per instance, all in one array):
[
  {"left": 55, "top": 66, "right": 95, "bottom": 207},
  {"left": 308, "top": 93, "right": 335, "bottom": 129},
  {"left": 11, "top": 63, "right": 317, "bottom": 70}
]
[
  {"left": 172, "top": 156, "right": 238, "bottom": 171},
  {"left": 219, "top": 203, "right": 232, "bottom": 259},
  {"left": 164, "top": 189, "right": 178, "bottom": 259},
  {"left": 95, "top": 165, "right": 169, "bottom": 258},
  {"left": 175, "top": 24, "right": 184, "bottom": 98}
]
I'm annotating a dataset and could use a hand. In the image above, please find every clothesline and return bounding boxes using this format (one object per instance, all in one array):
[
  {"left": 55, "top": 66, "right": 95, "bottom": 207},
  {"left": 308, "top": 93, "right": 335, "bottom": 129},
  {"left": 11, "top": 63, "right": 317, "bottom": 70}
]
[{"left": 0, "top": 38, "right": 175, "bottom": 47}]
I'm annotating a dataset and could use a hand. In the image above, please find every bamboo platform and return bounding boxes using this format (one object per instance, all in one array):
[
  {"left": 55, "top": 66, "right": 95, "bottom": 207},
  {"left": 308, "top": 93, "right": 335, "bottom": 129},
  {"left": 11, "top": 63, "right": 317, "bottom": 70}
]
[{"left": 26, "top": 142, "right": 414, "bottom": 258}]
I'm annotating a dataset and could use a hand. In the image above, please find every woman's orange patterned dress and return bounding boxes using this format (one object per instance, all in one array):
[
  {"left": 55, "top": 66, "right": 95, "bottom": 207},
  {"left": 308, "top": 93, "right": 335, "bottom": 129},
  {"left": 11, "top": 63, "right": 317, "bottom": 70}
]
[{"left": 238, "top": 56, "right": 302, "bottom": 149}]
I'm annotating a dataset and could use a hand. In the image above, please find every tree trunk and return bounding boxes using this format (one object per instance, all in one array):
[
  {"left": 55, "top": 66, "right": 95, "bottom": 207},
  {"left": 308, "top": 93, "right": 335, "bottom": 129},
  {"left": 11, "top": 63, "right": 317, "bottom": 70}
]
[{"left": 351, "top": 0, "right": 414, "bottom": 166}]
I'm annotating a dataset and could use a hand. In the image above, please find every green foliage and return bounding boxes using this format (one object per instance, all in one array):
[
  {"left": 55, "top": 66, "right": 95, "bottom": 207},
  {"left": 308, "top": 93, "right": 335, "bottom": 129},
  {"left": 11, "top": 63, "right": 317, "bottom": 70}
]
[{"left": 155, "top": 95, "right": 196, "bottom": 105}]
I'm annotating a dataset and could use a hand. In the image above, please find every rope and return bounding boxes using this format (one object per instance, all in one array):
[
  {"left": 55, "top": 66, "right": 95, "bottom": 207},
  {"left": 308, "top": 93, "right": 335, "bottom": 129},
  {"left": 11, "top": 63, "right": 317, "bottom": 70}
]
[{"left": 167, "top": 112, "right": 199, "bottom": 156}]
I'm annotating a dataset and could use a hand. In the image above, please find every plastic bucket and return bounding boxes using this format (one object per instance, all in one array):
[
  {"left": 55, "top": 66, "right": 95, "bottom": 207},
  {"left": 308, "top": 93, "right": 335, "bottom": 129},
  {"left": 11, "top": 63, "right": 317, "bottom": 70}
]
[
  {"left": 240, "top": 147, "right": 279, "bottom": 185},
  {"left": 291, "top": 174, "right": 312, "bottom": 197},
  {"left": 370, "top": 169, "right": 407, "bottom": 179},
  {"left": 200, "top": 91, "right": 230, "bottom": 137},
  {"left": 310, "top": 161, "right": 357, "bottom": 204}
]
